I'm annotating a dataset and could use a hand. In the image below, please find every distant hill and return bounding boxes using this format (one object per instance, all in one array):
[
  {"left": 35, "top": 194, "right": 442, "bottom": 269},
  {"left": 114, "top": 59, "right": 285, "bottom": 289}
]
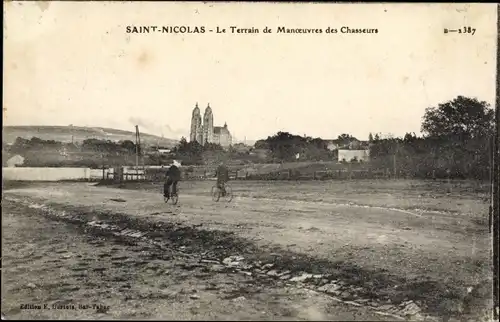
[{"left": 2, "top": 126, "right": 179, "bottom": 148}]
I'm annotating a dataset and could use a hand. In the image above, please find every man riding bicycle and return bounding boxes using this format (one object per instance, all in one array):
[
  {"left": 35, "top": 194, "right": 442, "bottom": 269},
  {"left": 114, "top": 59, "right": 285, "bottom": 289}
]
[
  {"left": 164, "top": 160, "right": 181, "bottom": 201},
  {"left": 214, "top": 161, "right": 229, "bottom": 196}
]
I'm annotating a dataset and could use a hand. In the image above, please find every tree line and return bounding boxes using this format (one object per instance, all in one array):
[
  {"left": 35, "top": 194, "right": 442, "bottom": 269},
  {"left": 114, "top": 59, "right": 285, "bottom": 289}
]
[
  {"left": 5, "top": 138, "right": 143, "bottom": 168},
  {"left": 369, "top": 96, "right": 494, "bottom": 180},
  {"left": 8, "top": 137, "right": 141, "bottom": 155},
  {"left": 247, "top": 95, "right": 494, "bottom": 180},
  {"left": 171, "top": 133, "right": 358, "bottom": 165}
]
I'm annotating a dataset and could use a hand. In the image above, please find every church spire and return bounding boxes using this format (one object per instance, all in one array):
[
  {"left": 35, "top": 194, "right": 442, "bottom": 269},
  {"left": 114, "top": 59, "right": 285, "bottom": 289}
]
[
  {"left": 205, "top": 103, "right": 212, "bottom": 114},
  {"left": 192, "top": 102, "right": 200, "bottom": 116}
]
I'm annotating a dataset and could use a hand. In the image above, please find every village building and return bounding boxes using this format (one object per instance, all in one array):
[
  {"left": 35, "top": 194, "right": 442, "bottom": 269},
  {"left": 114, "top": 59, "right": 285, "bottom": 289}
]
[{"left": 5, "top": 154, "right": 25, "bottom": 167}]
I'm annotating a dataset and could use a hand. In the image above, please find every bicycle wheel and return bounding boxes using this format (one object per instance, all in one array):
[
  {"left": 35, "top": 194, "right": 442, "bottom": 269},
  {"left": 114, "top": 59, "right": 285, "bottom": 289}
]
[
  {"left": 224, "top": 185, "right": 233, "bottom": 203},
  {"left": 171, "top": 193, "right": 179, "bottom": 205},
  {"left": 211, "top": 185, "right": 220, "bottom": 202}
]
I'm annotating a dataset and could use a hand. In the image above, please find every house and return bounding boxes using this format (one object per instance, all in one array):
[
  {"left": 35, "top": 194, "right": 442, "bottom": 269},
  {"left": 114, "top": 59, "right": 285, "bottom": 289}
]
[
  {"left": 325, "top": 139, "right": 348, "bottom": 151},
  {"left": 6, "top": 154, "right": 25, "bottom": 167},
  {"left": 326, "top": 138, "right": 370, "bottom": 151},
  {"left": 338, "top": 149, "right": 370, "bottom": 163},
  {"left": 326, "top": 140, "right": 340, "bottom": 151}
]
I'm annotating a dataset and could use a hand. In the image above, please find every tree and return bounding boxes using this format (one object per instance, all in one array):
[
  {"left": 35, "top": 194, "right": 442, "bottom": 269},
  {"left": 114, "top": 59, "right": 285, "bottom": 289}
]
[
  {"left": 337, "top": 133, "right": 356, "bottom": 142},
  {"left": 256, "top": 131, "right": 329, "bottom": 162},
  {"left": 403, "top": 132, "right": 417, "bottom": 143},
  {"left": 172, "top": 137, "right": 203, "bottom": 164},
  {"left": 177, "top": 137, "right": 188, "bottom": 152},
  {"left": 421, "top": 96, "right": 494, "bottom": 140},
  {"left": 82, "top": 139, "right": 120, "bottom": 154},
  {"left": 119, "top": 140, "right": 136, "bottom": 154},
  {"left": 11, "top": 137, "right": 31, "bottom": 152},
  {"left": 254, "top": 140, "right": 269, "bottom": 149},
  {"left": 204, "top": 142, "right": 223, "bottom": 151}
]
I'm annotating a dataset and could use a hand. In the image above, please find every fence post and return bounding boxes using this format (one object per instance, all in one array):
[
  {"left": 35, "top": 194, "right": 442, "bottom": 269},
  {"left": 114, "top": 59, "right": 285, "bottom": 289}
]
[{"left": 313, "top": 171, "right": 316, "bottom": 180}]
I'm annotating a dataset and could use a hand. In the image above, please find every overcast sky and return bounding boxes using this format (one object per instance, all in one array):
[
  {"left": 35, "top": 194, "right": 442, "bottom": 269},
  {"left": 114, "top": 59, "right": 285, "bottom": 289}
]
[{"left": 3, "top": 2, "right": 496, "bottom": 142}]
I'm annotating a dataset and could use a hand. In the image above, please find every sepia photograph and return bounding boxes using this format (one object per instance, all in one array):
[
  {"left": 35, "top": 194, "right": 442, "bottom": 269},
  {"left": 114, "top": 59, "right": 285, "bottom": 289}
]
[{"left": 2, "top": 2, "right": 498, "bottom": 321}]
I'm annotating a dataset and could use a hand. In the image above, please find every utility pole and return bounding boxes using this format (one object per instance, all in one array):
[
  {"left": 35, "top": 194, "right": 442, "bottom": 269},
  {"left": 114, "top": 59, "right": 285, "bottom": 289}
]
[{"left": 139, "top": 131, "right": 145, "bottom": 173}]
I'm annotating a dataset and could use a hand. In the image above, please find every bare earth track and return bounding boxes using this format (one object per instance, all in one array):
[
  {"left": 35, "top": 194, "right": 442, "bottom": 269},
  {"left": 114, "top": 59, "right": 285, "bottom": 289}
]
[{"left": 1, "top": 179, "right": 494, "bottom": 321}]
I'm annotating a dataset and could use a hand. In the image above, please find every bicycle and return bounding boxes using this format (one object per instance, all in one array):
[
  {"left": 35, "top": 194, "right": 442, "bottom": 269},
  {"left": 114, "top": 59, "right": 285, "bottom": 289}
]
[
  {"left": 164, "top": 192, "right": 179, "bottom": 205},
  {"left": 163, "top": 184, "right": 179, "bottom": 205},
  {"left": 211, "top": 183, "right": 233, "bottom": 203}
]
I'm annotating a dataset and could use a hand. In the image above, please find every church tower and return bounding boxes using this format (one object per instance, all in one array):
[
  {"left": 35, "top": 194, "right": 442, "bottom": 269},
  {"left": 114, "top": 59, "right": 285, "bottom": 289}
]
[
  {"left": 190, "top": 102, "right": 202, "bottom": 143},
  {"left": 202, "top": 103, "right": 214, "bottom": 144}
]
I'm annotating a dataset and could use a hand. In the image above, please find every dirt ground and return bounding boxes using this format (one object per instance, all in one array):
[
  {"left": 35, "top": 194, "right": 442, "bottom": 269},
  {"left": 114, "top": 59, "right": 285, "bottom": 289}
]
[
  {"left": 2, "top": 199, "right": 395, "bottom": 320},
  {"left": 2, "top": 179, "right": 494, "bottom": 321}
]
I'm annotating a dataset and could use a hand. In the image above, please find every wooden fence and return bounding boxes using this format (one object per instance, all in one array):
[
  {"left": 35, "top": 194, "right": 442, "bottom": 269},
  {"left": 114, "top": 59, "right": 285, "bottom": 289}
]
[
  {"left": 243, "top": 168, "right": 396, "bottom": 181},
  {"left": 105, "top": 167, "right": 404, "bottom": 183}
]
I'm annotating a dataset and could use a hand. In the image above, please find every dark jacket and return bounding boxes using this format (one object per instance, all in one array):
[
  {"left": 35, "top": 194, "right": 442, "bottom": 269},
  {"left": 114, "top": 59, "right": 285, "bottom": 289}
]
[
  {"left": 166, "top": 165, "right": 181, "bottom": 181},
  {"left": 215, "top": 165, "right": 229, "bottom": 181}
]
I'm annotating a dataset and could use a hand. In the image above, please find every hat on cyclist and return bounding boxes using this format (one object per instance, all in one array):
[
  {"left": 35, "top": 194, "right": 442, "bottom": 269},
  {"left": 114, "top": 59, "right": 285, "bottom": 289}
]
[{"left": 172, "top": 160, "right": 182, "bottom": 167}]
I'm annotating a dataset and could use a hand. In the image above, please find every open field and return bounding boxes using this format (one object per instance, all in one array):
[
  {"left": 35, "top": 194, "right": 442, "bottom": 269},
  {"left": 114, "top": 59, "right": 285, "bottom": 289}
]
[
  {"left": 3, "top": 200, "right": 395, "bottom": 320},
  {"left": 2, "top": 179, "right": 494, "bottom": 321},
  {"left": 103, "top": 179, "right": 491, "bottom": 215},
  {"left": 188, "top": 160, "right": 369, "bottom": 175},
  {"left": 237, "top": 161, "right": 371, "bottom": 176}
]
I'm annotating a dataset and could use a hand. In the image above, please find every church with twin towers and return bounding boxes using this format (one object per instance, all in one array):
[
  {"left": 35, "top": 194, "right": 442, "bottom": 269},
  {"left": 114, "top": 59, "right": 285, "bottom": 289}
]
[{"left": 190, "top": 103, "right": 233, "bottom": 148}]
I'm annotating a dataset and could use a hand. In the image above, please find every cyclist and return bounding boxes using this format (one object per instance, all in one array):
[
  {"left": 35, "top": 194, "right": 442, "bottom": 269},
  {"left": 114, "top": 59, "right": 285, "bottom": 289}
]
[
  {"left": 214, "top": 161, "right": 229, "bottom": 196},
  {"left": 164, "top": 160, "right": 181, "bottom": 201}
]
